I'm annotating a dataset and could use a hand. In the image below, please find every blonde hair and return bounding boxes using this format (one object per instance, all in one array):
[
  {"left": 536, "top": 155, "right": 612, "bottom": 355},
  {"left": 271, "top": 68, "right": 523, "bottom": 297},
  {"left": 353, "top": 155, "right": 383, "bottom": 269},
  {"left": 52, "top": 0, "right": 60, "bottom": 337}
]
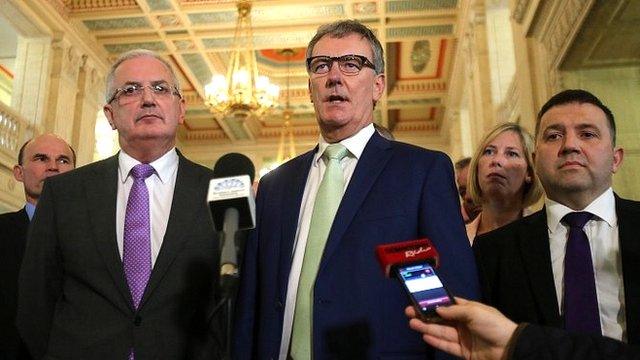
[{"left": 467, "top": 122, "right": 543, "bottom": 208}]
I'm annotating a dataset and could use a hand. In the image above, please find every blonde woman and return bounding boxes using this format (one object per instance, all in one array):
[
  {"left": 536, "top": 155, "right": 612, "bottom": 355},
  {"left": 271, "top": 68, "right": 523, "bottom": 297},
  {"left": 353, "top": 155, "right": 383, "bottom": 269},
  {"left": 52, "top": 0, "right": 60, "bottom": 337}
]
[{"left": 466, "top": 123, "right": 543, "bottom": 243}]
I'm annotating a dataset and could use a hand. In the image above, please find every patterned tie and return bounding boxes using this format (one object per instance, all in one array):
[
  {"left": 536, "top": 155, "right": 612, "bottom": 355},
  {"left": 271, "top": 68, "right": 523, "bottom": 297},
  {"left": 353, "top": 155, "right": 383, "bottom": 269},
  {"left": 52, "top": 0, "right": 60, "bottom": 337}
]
[
  {"left": 123, "top": 164, "right": 154, "bottom": 360},
  {"left": 562, "top": 211, "right": 601, "bottom": 335},
  {"left": 123, "top": 163, "right": 155, "bottom": 309},
  {"left": 290, "top": 143, "right": 349, "bottom": 359}
]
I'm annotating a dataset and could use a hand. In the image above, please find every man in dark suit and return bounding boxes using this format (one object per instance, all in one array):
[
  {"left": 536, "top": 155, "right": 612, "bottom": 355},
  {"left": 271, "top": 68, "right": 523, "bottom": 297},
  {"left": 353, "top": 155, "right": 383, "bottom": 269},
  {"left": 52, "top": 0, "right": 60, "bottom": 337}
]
[
  {"left": 474, "top": 89, "right": 639, "bottom": 345},
  {"left": 234, "top": 20, "right": 480, "bottom": 359},
  {"left": 17, "top": 49, "right": 221, "bottom": 359},
  {"left": 1, "top": 134, "right": 75, "bottom": 360}
]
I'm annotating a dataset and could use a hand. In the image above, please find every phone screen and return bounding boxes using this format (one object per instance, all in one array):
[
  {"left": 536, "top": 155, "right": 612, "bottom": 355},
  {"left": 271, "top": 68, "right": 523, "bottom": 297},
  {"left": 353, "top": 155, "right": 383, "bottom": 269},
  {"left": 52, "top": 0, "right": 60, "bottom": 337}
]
[{"left": 396, "top": 262, "right": 454, "bottom": 319}]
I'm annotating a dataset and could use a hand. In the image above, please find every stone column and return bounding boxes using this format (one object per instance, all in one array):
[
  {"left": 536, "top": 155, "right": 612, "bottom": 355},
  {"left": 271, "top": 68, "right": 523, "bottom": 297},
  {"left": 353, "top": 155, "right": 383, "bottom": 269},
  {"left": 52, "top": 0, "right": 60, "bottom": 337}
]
[
  {"left": 44, "top": 38, "right": 83, "bottom": 140},
  {"left": 72, "top": 57, "right": 105, "bottom": 166},
  {"left": 11, "top": 36, "right": 51, "bottom": 127},
  {"left": 467, "top": 1, "right": 495, "bottom": 142}
]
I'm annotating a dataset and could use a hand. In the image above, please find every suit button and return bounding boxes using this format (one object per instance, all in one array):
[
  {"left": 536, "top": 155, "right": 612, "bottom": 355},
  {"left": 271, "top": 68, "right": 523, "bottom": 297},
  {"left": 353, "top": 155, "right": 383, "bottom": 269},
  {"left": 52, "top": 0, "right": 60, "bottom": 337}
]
[
  {"left": 318, "top": 298, "right": 331, "bottom": 305},
  {"left": 134, "top": 316, "right": 142, "bottom": 326}
]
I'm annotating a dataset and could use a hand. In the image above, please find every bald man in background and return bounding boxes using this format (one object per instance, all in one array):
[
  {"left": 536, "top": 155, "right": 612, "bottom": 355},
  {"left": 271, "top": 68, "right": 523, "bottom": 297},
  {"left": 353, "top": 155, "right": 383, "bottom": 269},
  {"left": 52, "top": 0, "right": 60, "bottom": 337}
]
[{"left": 0, "top": 134, "right": 75, "bottom": 360}]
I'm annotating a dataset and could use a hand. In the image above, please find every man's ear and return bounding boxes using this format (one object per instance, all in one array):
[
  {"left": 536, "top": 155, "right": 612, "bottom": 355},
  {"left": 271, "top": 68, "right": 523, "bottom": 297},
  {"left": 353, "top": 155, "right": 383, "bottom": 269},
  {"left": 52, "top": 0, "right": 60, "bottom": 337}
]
[
  {"left": 13, "top": 165, "right": 24, "bottom": 183},
  {"left": 178, "top": 97, "right": 186, "bottom": 125},
  {"left": 372, "top": 73, "right": 385, "bottom": 102},
  {"left": 612, "top": 147, "right": 624, "bottom": 173},
  {"left": 103, "top": 104, "right": 117, "bottom": 130}
]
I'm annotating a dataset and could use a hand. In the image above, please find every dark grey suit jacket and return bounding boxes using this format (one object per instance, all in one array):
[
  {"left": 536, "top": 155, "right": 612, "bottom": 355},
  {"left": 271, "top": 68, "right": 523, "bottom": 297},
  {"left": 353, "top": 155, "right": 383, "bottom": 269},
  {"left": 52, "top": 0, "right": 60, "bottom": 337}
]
[
  {"left": 0, "top": 208, "right": 31, "bottom": 359},
  {"left": 474, "top": 195, "right": 640, "bottom": 345},
  {"left": 512, "top": 323, "right": 640, "bottom": 360},
  {"left": 16, "top": 153, "right": 221, "bottom": 359}
]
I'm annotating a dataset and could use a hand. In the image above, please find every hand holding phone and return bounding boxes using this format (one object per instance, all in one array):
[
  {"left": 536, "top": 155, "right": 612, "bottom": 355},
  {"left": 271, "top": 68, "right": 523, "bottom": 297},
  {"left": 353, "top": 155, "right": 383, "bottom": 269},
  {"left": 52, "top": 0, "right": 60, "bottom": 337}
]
[{"left": 396, "top": 262, "right": 455, "bottom": 322}]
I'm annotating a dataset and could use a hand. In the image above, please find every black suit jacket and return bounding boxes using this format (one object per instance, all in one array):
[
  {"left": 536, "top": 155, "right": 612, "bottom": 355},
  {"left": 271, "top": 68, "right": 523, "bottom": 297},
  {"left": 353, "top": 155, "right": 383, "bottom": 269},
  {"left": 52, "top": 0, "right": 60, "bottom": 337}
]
[
  {"left": 16, "top": 153, "right": 221, "bottom": 360},
  {"left": 512, "top": 324, "right": 640, "bottom": 360},
  {"left": 474, "top": 195, "right": 640, "bottom": 345},
  {"left": 0, "top": 208, "right": 31, "bottom": 360}
]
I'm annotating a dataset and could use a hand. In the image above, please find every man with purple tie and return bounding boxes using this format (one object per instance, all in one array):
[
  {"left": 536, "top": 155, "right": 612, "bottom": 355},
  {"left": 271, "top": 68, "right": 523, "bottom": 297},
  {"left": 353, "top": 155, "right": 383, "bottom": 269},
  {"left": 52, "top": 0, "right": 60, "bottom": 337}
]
[
  {"left": 17, "top": 49, "right": 221, "bottom": 359},
  {"left": 474, "top": 89, "right": 640, "bottom": 346}
]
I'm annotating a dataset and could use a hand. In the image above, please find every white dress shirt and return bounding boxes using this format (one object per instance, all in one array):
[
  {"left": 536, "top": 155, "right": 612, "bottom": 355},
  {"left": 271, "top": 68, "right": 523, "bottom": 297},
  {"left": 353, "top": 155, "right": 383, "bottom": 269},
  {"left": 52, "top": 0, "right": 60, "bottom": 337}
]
[
  {"left": 116, "top": 149, "right": 179, "bottom": 267},
  {"left": 546, "top": 188, "right": 626, "bottom": 341},
  {"left": 278, "top": 124, "right": 375, "bottom": 359}
]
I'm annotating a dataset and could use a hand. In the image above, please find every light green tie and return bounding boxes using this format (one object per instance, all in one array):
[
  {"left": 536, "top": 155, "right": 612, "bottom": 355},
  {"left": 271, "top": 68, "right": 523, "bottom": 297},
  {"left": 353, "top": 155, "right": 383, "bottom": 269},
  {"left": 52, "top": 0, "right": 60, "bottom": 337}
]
[{"left": 290, "top": 143, "right": 349, "bottom": 359}]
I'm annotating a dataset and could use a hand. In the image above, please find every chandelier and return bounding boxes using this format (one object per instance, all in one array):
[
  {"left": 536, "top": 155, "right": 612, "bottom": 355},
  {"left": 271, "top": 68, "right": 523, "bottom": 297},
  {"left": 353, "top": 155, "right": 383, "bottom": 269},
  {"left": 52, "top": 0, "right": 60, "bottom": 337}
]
[{"left": 204, "top": 1, "right": 279, "bottom": 119}]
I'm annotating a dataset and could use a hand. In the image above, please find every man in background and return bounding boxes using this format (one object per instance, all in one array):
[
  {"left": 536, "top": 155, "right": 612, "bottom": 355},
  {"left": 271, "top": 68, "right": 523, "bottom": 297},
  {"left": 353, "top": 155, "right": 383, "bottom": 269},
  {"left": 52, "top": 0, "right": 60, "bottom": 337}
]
[
  {"left": 0, "top": 134, "right": 75, "bottom": 360},
  {"left": 474, "top": 89, "right": 640, "bottom": 345},
  {"left": 455, "top": 157, "right": 481, "bottom": 223}
]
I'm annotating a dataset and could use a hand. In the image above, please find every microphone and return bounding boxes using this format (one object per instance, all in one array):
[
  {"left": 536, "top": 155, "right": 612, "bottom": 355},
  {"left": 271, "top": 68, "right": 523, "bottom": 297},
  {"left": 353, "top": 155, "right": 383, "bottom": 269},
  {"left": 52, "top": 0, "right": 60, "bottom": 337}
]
[
  {"left": 375, "top": 238, "right": 439, "bottom": 278},
  {"left": 209, "top": 153, "right": 256, "bottom": 282}
]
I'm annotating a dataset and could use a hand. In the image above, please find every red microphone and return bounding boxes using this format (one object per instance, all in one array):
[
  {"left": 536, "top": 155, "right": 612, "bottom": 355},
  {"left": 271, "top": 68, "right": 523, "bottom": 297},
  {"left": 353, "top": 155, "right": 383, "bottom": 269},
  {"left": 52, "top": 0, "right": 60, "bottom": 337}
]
[{"left": 375, "top": 238, "right": 439, "bottom": 278}]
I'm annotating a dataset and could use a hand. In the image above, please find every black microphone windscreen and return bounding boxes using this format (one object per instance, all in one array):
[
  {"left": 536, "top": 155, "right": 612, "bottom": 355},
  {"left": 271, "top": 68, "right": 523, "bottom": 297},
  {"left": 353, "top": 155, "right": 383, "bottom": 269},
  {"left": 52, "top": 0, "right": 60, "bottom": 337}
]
[{"left": 213, "top": 153, "right": 256, "bottom": 183}]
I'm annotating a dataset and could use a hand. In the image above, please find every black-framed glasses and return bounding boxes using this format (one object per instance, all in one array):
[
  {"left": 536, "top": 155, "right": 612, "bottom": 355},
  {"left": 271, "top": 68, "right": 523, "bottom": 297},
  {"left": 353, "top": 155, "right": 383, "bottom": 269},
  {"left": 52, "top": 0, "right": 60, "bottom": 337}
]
[
  {"left": 107, "top": 82, "right": 182, "bottom": 105},
  {"left": 306, "top": 54, "right": 376, "bottom": 75}
]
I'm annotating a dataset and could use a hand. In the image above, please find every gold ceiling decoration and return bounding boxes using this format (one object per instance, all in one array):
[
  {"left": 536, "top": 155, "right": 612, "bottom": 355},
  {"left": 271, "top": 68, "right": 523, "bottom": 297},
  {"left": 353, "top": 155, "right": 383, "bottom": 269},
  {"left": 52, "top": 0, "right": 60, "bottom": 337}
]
[{"left": 203, "top": 1, "right": 279, "bottom": 121}]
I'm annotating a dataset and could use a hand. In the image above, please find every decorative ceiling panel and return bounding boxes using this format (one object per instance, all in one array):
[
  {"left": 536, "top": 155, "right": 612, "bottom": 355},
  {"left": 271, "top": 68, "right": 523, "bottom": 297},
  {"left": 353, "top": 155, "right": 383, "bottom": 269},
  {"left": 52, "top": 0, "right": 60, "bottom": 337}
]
[
  {"left": 386, "top": 0, "right": 458, "bottom": 12},
  {"left": 83, "top": 17, "right": 152, "bottom": 31},
  {"left": 61, "top": 0, "right": 461, "bottom": 145}
]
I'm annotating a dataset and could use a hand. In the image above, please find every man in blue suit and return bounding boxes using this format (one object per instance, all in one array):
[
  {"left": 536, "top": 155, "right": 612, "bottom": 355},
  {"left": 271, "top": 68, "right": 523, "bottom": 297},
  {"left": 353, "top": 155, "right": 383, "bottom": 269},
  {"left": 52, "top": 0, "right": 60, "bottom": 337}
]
[{"left": 234, "top": 20, "right": 480, "bottom": 359}]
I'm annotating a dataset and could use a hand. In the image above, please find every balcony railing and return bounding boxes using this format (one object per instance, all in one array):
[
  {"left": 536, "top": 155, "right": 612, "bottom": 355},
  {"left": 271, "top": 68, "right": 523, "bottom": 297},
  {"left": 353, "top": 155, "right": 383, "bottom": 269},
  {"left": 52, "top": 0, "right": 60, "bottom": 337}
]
[{"left": 0, "top": 101, "right": 40, "bottom": 168}]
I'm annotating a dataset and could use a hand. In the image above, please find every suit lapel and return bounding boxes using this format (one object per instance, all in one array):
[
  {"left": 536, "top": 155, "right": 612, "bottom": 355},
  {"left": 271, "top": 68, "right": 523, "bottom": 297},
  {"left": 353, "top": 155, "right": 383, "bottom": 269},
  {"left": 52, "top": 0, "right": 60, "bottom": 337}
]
[
  {"left": 140, "top": 155, "right": 204, "bottom": 307},
  {"left": 86, "top": 155, "right": 133, "bottom": 312},
  {"left": 319, "top": 133, "right": 392, "bottom": 271},
  {"left": 278, "top": 151, "right": 314, "bottom": 299},
  {"left": 616, "top": 196, "right": 640, "bottom": 344},
  {"left": 518, "top": 210, "right": 563, "bottom": 327}
]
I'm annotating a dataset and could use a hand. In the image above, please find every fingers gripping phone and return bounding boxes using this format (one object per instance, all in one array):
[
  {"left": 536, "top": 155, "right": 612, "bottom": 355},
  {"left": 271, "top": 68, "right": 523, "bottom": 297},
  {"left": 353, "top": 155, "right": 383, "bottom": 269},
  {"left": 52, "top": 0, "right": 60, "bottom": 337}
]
[{"left": 396, "top": 262, "right": 455, "bottom": 322}]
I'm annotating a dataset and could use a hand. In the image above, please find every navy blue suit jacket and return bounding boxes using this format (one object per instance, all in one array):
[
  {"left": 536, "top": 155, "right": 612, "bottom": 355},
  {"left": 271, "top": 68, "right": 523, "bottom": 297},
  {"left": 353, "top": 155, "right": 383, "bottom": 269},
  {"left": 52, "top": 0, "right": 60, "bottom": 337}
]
[{"left": 234, "top": 132, "right": 480, "bottom": 359}]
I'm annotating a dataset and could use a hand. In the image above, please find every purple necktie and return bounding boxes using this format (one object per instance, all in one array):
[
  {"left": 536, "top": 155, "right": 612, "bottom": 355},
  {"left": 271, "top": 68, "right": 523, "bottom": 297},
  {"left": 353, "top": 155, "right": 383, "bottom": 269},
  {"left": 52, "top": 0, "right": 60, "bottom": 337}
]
[
  {"left": 124, "top": 164, "right": 154, "bottom": 360},
  {"left": 124, "top": 163, "right": 155, "bottom": 309},
  {"left": 562, "top": 211, "right": 601, "bottom": 335}
]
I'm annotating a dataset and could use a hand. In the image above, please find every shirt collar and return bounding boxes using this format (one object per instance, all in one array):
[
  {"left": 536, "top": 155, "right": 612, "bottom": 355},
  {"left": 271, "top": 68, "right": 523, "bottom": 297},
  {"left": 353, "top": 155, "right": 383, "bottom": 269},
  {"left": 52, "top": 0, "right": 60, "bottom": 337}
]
[
  {"left": 118, "top": 148, "right": 179, "bottom": 184},
  {"left": 313, "top": 123, "right": 375, "bottom": 165},
  {"left": 545, "top": 187, "right": 616, "bottom": 233},
  {"left": 25, "top": 202, "right": 36, "bottom": 221}
]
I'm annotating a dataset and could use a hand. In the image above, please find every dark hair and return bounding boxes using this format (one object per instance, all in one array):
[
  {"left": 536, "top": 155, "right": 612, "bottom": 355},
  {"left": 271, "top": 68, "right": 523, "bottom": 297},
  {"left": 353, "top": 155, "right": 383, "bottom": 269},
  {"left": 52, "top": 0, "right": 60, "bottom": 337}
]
[
  {"left": 536, "top": 89, "right": 616, "bottom": 145},
  {"left": 18, "top": 137, "right": 77, "bottom": 166},
  {"left": 306, "top": 20, "right": 385, "bottom": 75},
  {"left": 454, "top": 157, "right": 471, "bottom": 170}
]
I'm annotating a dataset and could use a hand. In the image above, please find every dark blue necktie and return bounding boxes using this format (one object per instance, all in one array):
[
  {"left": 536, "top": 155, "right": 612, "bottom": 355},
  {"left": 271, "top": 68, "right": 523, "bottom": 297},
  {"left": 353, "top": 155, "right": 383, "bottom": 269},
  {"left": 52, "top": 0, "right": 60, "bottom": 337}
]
[{"left": 562, "top": 211, "right": 601, "bottom": 335}]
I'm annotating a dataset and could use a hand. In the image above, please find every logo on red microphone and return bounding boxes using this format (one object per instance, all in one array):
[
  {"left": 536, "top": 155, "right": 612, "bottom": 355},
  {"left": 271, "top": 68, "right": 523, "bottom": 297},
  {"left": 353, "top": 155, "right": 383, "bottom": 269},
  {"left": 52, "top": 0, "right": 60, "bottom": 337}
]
[{"left": 405, "top": 246, "right": 431, "bottom": 258}]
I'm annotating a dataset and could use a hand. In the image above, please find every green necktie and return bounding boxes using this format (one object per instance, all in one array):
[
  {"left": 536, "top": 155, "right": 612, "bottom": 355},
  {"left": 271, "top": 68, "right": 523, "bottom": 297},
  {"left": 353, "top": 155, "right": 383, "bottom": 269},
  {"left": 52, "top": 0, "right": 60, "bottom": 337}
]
[{"left": 290, "top": 143, "right": 349, "bottom": 359}]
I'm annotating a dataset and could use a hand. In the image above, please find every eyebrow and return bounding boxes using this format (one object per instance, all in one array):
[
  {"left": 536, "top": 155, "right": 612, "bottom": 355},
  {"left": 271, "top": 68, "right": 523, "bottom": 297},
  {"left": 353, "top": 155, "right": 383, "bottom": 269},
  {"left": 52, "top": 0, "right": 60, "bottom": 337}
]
[
  {"left": 543, "top": 123, "right": 599, "bottom": 132},
  {"left": 32, "top": 153, "right": 49, "bottom": 159},
  {"left": 120, "top": 80, "right": 170, "bottom": 86}
]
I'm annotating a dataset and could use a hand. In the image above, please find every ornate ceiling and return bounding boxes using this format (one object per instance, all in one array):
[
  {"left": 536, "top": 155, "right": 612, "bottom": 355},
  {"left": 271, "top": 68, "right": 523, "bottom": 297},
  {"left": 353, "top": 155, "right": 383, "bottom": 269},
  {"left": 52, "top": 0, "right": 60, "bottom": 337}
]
[
  {"left": 562, "top": 0, "right": 640, "bottom": 70},
  {"left": 52, "top": 0, "right": 459, "bottom": 146}
]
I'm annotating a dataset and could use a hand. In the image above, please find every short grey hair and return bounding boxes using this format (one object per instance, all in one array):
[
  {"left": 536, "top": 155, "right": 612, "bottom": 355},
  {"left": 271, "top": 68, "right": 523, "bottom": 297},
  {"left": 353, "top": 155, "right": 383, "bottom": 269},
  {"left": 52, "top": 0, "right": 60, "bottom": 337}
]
[
  {"left": 306, "top": 20, "right": 385, "bottom": 75},
  {"left": 104, "top": 49, "right": 181, "bottom": 103}
]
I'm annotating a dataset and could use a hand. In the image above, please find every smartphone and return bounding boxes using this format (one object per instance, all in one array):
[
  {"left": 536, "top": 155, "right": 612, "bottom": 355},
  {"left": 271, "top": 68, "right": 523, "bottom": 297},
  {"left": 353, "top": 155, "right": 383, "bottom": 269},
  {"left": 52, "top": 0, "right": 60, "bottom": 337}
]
[{"left": 396, "top": 262, "right": 455, "bottom": 322}]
